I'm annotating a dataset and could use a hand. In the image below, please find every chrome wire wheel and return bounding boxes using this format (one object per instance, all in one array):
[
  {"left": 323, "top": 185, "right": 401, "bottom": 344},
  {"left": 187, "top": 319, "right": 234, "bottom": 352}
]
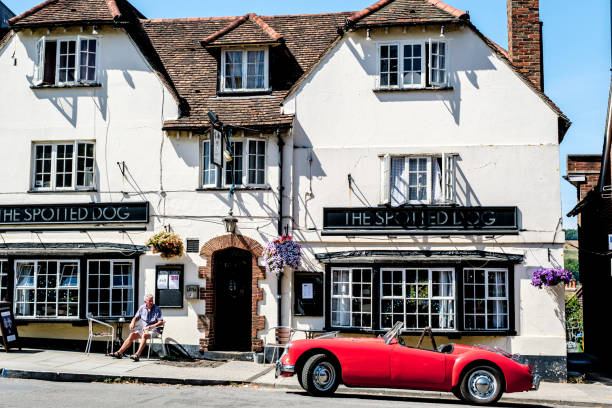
[
  {"left": 467, "top": 370, "right": 497, "bottom": 400},
  {"left": 312, "top": 361, "right": 336, "bottom": 391}
]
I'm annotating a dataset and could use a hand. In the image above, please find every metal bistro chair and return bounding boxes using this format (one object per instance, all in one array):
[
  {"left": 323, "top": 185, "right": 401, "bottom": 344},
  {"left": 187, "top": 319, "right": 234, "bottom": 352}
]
[
  {"left": 263, "top": 326, "right": 295, "bottom": 364},
  {"left": 132, "top": 322, "right": 166, "bottom": 360},
  {"left": 85, "top": 316, "right": 115, "bottom": 355}
]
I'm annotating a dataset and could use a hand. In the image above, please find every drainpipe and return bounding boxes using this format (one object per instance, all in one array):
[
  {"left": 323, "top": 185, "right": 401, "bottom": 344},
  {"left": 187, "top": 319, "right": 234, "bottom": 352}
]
[{"left": 276, "top": 128, "right": 284, "bottom": 327}]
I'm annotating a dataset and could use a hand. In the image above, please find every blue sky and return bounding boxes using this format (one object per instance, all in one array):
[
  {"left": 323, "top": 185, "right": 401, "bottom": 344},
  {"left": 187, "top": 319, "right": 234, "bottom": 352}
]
[{"left": 4, "top": 0, "right": 610, "bottom": 229}]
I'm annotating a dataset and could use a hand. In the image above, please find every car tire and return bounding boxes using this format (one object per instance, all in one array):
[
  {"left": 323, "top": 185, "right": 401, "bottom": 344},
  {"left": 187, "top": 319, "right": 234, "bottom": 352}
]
[
  {"left": 301, "top": 353, "right": 340, "bottom": 397},
  {"left": 451, "top": 386, "right": 462, "bottom": 401},
  {"left": 459, "top": 365, "right": 504, "bottom": 405}
]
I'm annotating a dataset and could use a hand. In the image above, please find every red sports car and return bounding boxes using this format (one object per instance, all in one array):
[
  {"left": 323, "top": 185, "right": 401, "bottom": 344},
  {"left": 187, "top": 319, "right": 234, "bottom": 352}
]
[{"left": 276, "top": 322, "right": 540, "bottom": 405}]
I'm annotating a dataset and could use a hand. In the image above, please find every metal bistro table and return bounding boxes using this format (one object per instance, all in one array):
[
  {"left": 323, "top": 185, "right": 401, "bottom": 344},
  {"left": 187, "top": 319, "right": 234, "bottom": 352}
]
[{"left": 107, "top": 317, "right": 128, "bottom": 347}]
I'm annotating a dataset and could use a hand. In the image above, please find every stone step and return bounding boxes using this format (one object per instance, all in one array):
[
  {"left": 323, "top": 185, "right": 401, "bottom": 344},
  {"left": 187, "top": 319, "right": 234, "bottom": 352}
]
[{"left": 200, "top": 351, "right": 254, "bottom": 362}]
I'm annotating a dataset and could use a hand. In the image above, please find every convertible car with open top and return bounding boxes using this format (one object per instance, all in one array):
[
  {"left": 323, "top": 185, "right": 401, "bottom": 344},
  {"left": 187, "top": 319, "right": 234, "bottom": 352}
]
[{"left": 276, "top": 322, "right": 540, "bottom": 405}]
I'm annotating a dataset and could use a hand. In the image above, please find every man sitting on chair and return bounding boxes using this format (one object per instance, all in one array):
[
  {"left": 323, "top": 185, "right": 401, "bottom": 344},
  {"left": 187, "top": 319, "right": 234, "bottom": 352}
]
[{"left": 112, "top": 294, "right": 163, "bottom": 361}]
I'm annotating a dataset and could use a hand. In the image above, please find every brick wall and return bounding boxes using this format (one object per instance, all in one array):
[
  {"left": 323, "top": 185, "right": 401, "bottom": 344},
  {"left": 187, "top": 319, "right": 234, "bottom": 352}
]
[
  {"left": 567, "top": 155, "right": 602, "bottom": 201},
  {"left": 507, "top": 0, "right": 542, "bottom": 90},
  {"left": 197, "top": 234, "right": 266, "bottom": 352}
]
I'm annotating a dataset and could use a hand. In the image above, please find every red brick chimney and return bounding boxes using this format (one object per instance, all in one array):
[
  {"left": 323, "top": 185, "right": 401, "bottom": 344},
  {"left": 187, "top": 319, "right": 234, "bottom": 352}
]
[{"left": 507, "top": 0, "right": 543, "bottom": 91}]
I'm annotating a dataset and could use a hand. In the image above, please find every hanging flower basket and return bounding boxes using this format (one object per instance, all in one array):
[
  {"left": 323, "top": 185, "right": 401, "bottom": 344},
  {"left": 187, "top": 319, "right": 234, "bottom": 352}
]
[
  {"left": 263, "top": 235, "right": 302, "bottom": 276},
  {"left": 146, "top": 231, "right": 184, "bottom": 259},
  {"left": 530, "top": 268, "right": 572, "bottom": 289}
]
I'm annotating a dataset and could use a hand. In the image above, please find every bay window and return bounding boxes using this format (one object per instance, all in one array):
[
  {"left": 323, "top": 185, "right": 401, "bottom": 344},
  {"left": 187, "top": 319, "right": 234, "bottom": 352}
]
[
  {"left": 14, "top": 260, "right": 79, "bottom": 318},
  {"left": 382, "top": 153, "right": 456, "bottom": 205},
  {"left": 221, "top": 48, "right": 269, "bottom": 92},
  {"left": 327, "top": 265, "right": 511, "bottom": 333},
  {"left": 200, "top": 138, "right": 267, "bottom": 188},
  {"left": 377, "top": 40, "right": 448, "bottom": 89},
  {"left": 34, "top": 36, "right": 98, "bottom": 86},
  {"left": 32, "top": 141, "right": 95, "bottom": 190}
]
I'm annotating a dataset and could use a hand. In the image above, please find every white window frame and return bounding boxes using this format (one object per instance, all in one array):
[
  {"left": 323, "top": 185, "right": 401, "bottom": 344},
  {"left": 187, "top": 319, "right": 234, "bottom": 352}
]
[
  {"left": 463, "top": 268, "right": 509, "bottom": 331},
  {"left": 330, "top": 267, "right": 372, "bottom": 329},
  {"left": 381, "top": 154, "right": 456, "bottom": 205},
  {"left": 13, "top": 259, "right": 80, "bottom": 319},
  {"left": 34, "top": 35, "right": 99, "bottom": 86},
  {"left": 380, "top": 268, "right": 456, "bottom": 331},
  {"left": 0, "top": 259, "right": 8, "bottom": 303},
  {"left": 200, "top": 139, "right": 218, "bottom": 188},
  {"left": 375, "top": 39, "right": 449, "bottom": 90},
  {"left": 31, "top": 141, "right": 95, "bottom": 191},
  {"left": 86, "top": 259, "right": 135, "bottom": 318},
  {"left": 220, "top": 47, "right": 269, "bottom": 93},
  {"left": 200, "top": 137, "right": 268, "bottom": 188}
]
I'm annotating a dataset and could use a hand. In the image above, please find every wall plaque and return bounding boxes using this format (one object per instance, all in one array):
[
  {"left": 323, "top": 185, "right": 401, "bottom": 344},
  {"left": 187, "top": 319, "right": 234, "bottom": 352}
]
[{"left": 323, "top": 206, "right": 519, "bottom": 235}]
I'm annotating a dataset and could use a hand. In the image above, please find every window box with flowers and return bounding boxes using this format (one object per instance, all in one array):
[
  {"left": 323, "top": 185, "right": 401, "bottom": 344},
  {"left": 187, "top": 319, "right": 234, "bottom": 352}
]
[{"left": 146, "top": 232, "right": 184, "bottom": 259}]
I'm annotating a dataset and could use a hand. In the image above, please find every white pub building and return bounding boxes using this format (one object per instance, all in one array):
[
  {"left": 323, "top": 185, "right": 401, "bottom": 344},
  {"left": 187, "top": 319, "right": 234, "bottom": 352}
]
[{"left": 0, "top": 0, "right": 569, "bottom": 379}]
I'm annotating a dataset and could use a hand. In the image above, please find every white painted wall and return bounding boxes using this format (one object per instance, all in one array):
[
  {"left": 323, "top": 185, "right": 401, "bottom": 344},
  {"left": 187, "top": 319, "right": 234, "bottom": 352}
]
[
  {"left": 285, "top": 25, "right": 565, "bottom": 357},
  {"left": 0, "top": 26, "right": 285, "bottom": 348}
]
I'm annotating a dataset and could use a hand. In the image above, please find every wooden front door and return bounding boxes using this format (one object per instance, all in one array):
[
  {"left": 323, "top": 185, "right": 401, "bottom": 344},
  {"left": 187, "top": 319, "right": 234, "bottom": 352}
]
[{"left": 213, "top": 248, "right": 252, "bottom": 351}]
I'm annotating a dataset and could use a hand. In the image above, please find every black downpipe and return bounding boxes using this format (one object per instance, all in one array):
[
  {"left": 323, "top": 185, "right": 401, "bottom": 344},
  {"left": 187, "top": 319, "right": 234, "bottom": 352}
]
[{"left": 276, "top": 128, "right": 284, "bottom": 326}]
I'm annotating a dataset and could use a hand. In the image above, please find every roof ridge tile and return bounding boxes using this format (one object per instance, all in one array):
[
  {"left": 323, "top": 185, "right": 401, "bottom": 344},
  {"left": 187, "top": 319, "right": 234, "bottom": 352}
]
[
  {"left": 249, "top": 13, "right": 283, "bottom": 41},
  {"left": 425, "top": 0, "right": 466, "bottom": 19},
  {"left": 105, "top": 0, "right": 121, "bottom": 19},
  {"left": 202, "top": 14, "right": 249, "bottom": 44}
]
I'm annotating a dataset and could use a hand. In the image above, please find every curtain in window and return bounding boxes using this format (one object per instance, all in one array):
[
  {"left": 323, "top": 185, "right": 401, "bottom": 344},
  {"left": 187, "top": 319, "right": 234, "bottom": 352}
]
[
  {"left": 432, "top": 158, "right": 443, "bottom": 202},
  {"left": 391, "top": 157, "right": 406, "bottom": 206},
  {"left": 247, "top": 50, "right": 265, "bottom": 89}
]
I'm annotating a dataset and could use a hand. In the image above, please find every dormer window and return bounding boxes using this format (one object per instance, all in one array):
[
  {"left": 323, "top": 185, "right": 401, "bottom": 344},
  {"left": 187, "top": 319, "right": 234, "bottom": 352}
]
[
  {"left": 220, "top": 48, "right": 269, "bottom": 93},
  {"left": 34, "top": 36, "right": 98, "bottom": 86}
]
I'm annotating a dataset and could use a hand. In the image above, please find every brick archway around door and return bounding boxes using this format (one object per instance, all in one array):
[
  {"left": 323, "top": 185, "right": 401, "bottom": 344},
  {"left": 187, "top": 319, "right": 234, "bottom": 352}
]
[{"left": 198, "top": 234, "right": 266, "bottom": 352}]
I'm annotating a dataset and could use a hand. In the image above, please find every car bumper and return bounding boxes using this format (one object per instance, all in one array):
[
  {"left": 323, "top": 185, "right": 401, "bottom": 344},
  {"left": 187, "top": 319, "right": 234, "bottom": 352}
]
[
  {"left": 275, "top": 361, "right": 295, "bottom": 378},
  {"left": 531, "top": 374, "right": 541, "bottom": 391}
]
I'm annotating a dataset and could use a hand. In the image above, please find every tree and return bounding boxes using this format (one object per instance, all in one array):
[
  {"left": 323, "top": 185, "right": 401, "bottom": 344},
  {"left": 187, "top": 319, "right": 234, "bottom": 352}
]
[
  {"left": 565, "top": 257, "right": 579, "bottom": 282},
  {"left": 565, "top": 229, "right": 578, "bottom": 240}
]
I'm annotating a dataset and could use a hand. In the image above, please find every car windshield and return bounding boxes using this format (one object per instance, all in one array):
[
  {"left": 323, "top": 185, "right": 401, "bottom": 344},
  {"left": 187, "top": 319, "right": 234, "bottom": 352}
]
[{"left": 383, "top": 321, "right": 403, "bottom": 344}]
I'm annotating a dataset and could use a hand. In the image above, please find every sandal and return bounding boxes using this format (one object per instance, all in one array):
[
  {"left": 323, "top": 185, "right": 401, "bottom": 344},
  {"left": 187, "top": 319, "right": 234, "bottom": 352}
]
[
  {"left": 111, "top": 352, "right": 123, "bottom": 359},
  {"left": 130, "top": 354, "right": 140, "bottom": 362}
]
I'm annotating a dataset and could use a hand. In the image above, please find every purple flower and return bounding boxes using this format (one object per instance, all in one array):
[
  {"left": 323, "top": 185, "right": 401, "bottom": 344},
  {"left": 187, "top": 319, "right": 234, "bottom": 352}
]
[
  {"left": 264, "top": 236, "right": 303, "bottom": 275},
  {"left": 531, "top": 268, "right": 573, "bottom": 289}
]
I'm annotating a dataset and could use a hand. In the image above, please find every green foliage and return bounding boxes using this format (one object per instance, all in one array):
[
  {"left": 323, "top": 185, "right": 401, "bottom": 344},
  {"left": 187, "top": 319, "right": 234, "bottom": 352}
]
[
  {"left": 565, "top": 294, "right": 583, "bottom": 327},
  {"left": 565, "top": 257, "right": 579, "bottom": 282},
  {"left": 565, "top": 229, "right": 578, "bottom": 240}
]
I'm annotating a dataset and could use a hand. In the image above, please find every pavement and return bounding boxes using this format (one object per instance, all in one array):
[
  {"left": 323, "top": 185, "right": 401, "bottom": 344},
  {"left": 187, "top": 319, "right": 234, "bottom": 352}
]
[{"left": 1, "top": 349, "right": 612, "bottom": 407}]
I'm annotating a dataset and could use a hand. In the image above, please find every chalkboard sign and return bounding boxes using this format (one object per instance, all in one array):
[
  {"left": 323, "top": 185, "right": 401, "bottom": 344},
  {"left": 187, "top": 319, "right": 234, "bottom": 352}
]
[
  {"left": 156, "top": 265, "right": 184, "bottom": 308},
  {"left": 0, "top": 305, "right": 19, "bottom": 351}
]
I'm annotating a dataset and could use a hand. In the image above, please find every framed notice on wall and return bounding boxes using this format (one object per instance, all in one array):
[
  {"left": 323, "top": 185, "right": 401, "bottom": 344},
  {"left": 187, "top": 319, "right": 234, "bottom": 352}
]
[
  {"left": 293, "top": 272, "right": 323, "bottom": 317},
  {"left": 156, "top": 265, "right": 184, "bottom": 308},
  {"left": 0, "top": 304, "right": 19, "bottom": 351}
]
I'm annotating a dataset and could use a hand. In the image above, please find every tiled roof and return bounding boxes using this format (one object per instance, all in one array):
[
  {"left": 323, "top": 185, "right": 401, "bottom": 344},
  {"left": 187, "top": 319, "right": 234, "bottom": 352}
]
[
  {"left": 347, "top": 0, "right": 468, "bottom": 28},
  {"left": 202, "top": 13, "right": 283, "bottom": 46},
  {"left": 9, "top": 0, "right": 145, "bottom": 27},
  {"left": 141, "top": 13, "right": 351, "bottom": 130}
]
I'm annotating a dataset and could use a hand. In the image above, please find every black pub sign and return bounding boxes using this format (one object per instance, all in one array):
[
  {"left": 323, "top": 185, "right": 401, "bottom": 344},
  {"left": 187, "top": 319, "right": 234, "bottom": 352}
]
[
  {"left": 0, "top": 202, "right": 149, "bottom": 226},
  {"left": 323, "top": 206, "right": 519, "bottom": 235}
]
